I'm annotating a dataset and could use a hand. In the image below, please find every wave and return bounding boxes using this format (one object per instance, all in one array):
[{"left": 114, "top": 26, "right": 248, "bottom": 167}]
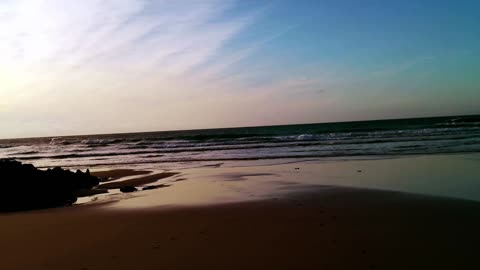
[
  {"left": 80, "top": 138, "right": 126, "bottom": 147},
  {"left": 35, "top": 149, "right": 480, "bottom": 169},
  {"left": 0, "top": 145, "right": 13, "bottom": 149},
  {"left": 3, "top": 114, "right": 480, "bottom": 169},
  {"left": 433, "top": 115, "right": 480, "bottom": 128},
  {"left": 118, "top": 128, "right": 480, "bottom": 151},
  {"left": 274, "top": 134, "right": 322, "bottom": 141},
  {"left": 12, "top": 134, "right": 480, "bottom": 162},
  {"left": 49, "top": 138, "right": 72, "bottom": 145},
  {"left": 13, "top": 150, "right": 157, "bottom": 160},
  {"left": 8, "top": 151, "right": 39, "bottom": 156}
]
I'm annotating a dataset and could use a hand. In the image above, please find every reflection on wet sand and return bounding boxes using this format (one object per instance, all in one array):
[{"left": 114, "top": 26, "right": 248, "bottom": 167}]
[
  {"left": 1, "top": 154, "right": 480, "bottom": 269},
  {"left": 80, "top": 154, "right": 480, "bottom": 209}
]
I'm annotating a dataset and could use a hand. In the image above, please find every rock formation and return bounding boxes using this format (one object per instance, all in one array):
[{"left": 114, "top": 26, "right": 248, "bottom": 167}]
[{"left": 0, "top": 159, "right": 100, "bottom": 211}]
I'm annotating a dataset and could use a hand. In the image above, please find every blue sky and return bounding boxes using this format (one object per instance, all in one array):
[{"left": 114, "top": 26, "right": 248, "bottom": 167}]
[{"left": 0, "top": 0, "right": 479, "bottom": 138}]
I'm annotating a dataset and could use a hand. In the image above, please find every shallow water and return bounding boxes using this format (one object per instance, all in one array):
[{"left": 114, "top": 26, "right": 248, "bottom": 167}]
[{"left": 99, "top": 154, "right": 480, "bottom": 209}]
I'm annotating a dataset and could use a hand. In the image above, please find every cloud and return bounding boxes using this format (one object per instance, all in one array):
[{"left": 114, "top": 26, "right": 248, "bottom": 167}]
[
  {"left": 0, "top": 0, "right": 256, "bottom": 74},
  {"left": 0, "top": 0, "right": 268, "bottom": 137},
  {"left": 0, "top": 0, "right": 391, "bottom": 138}
]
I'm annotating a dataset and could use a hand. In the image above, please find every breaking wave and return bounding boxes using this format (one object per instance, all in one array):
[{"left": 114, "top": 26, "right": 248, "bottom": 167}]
[{"left": 1, "top": 114, "right": 479, "bottom": 168}]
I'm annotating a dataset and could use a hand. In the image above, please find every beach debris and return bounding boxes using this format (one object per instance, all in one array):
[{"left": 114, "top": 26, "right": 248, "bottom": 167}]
[
  {"left": 0, "top": 159, "right": 100, "bottom": 212},
  {"left": 357, "top": 170, "right": 363, "bottom": 173},
  {"left": 294, "top": 168, "right": 300, "bottom": 170},
  {"left": 119, "top": 186, "right": 138, "bottom": 193}
]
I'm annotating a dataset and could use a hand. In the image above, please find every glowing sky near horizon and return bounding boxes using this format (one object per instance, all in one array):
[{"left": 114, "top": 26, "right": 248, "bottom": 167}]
[{"left": 0, "top": 0, "right": 479, "bottom": 138}]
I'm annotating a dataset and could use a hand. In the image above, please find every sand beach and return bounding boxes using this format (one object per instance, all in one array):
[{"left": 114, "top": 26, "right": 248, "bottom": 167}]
[{"left": 1, "top": 154, "right": 479, "bottom": 269}]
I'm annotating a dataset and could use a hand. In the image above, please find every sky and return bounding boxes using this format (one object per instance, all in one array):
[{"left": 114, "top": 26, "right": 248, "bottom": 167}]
[{"left": 0, "top": 0, "right": 479, "bottom": 138}]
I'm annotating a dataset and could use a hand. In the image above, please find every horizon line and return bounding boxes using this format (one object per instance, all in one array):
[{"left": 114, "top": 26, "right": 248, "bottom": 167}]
[{"left": 1, "top": 112, "right": 478, "bottom": 141}]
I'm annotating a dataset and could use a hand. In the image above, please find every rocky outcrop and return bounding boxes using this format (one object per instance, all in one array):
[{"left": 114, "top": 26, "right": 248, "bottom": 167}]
[
  {"left": 0, "top": 159, "right": 100, "bottom": 212},
  {"left": 119, "top": 186, "right": 137, "bottom": 193}
]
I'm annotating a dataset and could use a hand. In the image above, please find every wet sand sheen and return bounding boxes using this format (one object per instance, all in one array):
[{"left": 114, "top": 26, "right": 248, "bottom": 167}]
[
  {"left": 97, "top": 172, "right": 179, "bottom": 189},
  {"left": 91, "top": 169, "right": 152, "bottom": 182},
  {"left": 98, "top": 154, "right": 480, "bottom": 208}
]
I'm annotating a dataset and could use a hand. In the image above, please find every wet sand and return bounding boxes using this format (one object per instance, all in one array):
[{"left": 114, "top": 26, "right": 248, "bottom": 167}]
[
  {"left": 97, "top": 172, "right": 178, "bottom": 189},
  {"left": 0, "top": 187, "right": 479, "bottom": 269},
  {"left": 1, "top": 154, "right": 480, "bottom": 269},
  {"left": 92, "top": 169, "right": 152, "bottom": 182}
]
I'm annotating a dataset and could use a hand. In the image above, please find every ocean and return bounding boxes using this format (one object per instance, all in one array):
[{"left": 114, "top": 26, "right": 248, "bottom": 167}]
[{"left": 1, "top": 114, "right": 479, "bottom": 169}]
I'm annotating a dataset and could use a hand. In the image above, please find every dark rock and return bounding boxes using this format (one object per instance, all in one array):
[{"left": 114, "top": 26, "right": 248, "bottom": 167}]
[
  {"left": 0, "top": 159, "right": 100, "bottom": 212},
  {"left": 142, "top": 184, "right": 170, "bottom": 191},
  {"left": 120, "top": 186, "right": 137, "bottom": 193}
]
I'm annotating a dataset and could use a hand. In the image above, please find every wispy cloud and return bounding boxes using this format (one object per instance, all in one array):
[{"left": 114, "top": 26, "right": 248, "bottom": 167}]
[
  {"left": 0, "top": 0, "right": 266, "bottom": 137},
  {"left": 4, "top": 0, "right": 472, "bottom": 138},
  {"left": 0, "top": 0, "right": 255, "bottom": 74}
]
